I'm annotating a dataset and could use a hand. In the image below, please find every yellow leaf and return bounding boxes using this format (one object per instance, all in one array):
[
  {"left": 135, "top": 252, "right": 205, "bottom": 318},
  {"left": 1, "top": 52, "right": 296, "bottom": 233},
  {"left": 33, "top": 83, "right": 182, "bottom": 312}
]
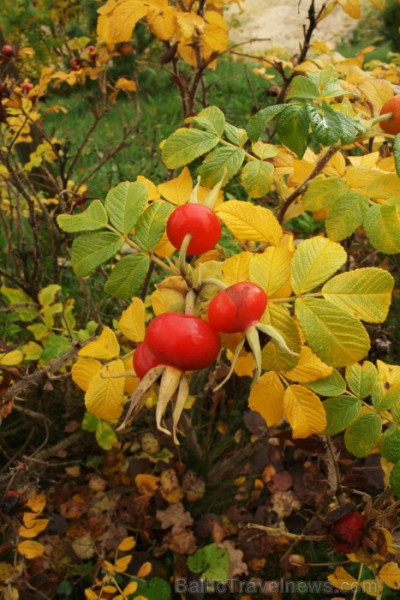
[
  {"left": 291, "top": 236, "right": 347, "bottom": 294},
  {"left": 283, "top": 346, "right": 332, "bottom": 383},
  {"left": 151, "top": 276, "right": 187, "bottom": 315},
  {"left": 17, "top": 540, "right": 45, "bottom": 559},
  {"left": 136, "top": 175, "right": 160, "bottom": 201},
  {"left": 71, "top": 358, "right": 101, "bottom": 392},
  {"left": 377, "top": 360, "right": 400, "bottom": 386},
  {"left": 19, "top": 519, "right": 48, "bottom": 539},
  {"left": 358, "top": 78, "right": 393, "bottom": 111},
  {"left": 22, "top": 341, "right": 42, "bottom": 361},
  {"left": 369, "top": 0, "right": 385, "bottom": 9},
  {"left": 119, "top": 298, "right": 145, "bottom": 342},
  {"left": 322, "top": 267, "right": 394, "bottom": 323},
  {"left": 283, "top": 385, "right": 327, "bottom": 438},
  {"left": 229, "top": 350, "right": 255, "bottom": 377},
  {"left": 137, "top": 561, "right": 152, "bottom": 578},
  {"left": 203, "top": 11, "right": 228, "bottom": 52},
  {"left": 328, "top": 567, "right": 358, "bottom": 591},
  {"left": 367, "top": 173, "right": 400, "bottom": 200},
  {"left": 153, "top": 231, "right": 176, "bottom": 258},
  {"left": 85, "top": 359, "right": 125, "bottom": 421},
  {"left": 249, "top": 247, "right": 292, "bottom": 296},
  {"left": 176, "top": 11, "right": 204, "bottom": 38},
  {"left": 97, "top": 0, "right": 148, "bottom": 44},
  {"left": 135, "top": 474, "right": 160, "bottom": 495},
  {"left": 379, "top": 562, "right": 400, "bottom": 589},
  {"left": 261, "top": 304, "right": 301, "bottom": 372},
  {"left": 158, "top": 167, "right": 192, "bottom": 205},
  {"left": 345, "top": 166, "right": 378, "bottom": 194},
  {"left": 115, "top": 77, "right": 137, "bottom": 92},
  {"left": 216, "top": 200, "right": 282, "bottom": 245},
  {"left": 102, "top": 586, "right": 117, "bottom": 593},
  {"left": 338, "top": 0, "right": 361, "bottom": 18},
  {"left": 248, "top": 372, "right": 285, "bottom": 426},
  {"left": 221, "top": 251, "right": 252, "bottom": 286},
  {"left": 146, "top": 1, "right": 177, "bottom": 41},
  {"left": 115, "top": 555, "right": 132, "bottom": 573},
  {"left": 124, "top": 581, "right": 139, "bottom": 595},
  {"left": 0, "top": 350, "right": 23, "bottom": 366},
  {"left": 84, "top": 590, "right": 99, "bottom": 600},
  {"left": 25, "top": 493, "right": 46, "bottom": 514},
  {"left": 118, "top": 536, "right": 136, "bottom": 552},
  {"left": 79, "top": 327, "right": 120, "bottom": 359}
]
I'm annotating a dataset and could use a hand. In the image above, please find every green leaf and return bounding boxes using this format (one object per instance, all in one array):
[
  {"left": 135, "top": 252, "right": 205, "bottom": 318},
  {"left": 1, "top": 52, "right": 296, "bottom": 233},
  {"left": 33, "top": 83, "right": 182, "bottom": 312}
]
[
  {"left": 364, "top": 204, "right": 400, "bottom": 254},
  {"left": 135, "top": 201, "right": 173, "bottom": 251},
  {"left": 131, "top": 577, "right": 171, "bottom": 600},
  {"left": 224, "top": 122, "right": 248, "bottom": 146},
  {"left": 241, "top": 160, "right": 274, "bottom": 198},
  {"left": 307, "top": 370, "right": 346, "bottom": 396},
  {"left": 105, "top": 181, "right": 147, "bottom": 234},
  {"left": 246, "top": 105, "right": 285, "bottom": 141},
  {"left": 323, "top": 395, "right": 362, "bottom": 435},
  {"left": 199, "top": 146, "right": 245, "bottom": 186},
  {"left": 344, "top": 413, "right": 381, "bottom": 458},
  {"left": 187, "top": 543, "right": 230, "bottom": 583},
  {"left": 82, "top": 411, "right": 100, "bottom": 432},
  {"left": 308, "top": 103, "right": 342, "bottom": 146},
  {"left": 380, "top": 426, "right": 400, "bottom": 463},
  {"left": 104, "top": 253, "right": 150, "bottom": 299},
  {"left": 261, "top": 304, "right": 301, "bottom": 372},
  {"left": 322, "top": 267, "right": 394, "bottom": 323},
  {"left": 186, "top": 105, "right": 226, "bottom": 136},
  {"left": 291, "top": 236, "right": 347, "bottom": 294},
  {"left": 295, "top": 298, "right": 370, "bottom": 367},
  {"left": 286, "top": 76, "right": 319, "bottom": 100},
  {"left": 303, "top": 177, "right": 349, "bottom": 211},
  {"left": 325, "top": 193, "right": 368, "bottom": 241},
  {"left": 162, "top": 127, "right": 219, "bottom": 169},
  {"left": 71, "top": 232, "right": 123, "bottom": 276},
  {"left": 345, "top": 361, "right": 378, "bottom": 398},
  {"left": 394, "top": 134, "right": 400, "bottom": 177},
  {"left": 251, "top": 141, "right": 279, "bottom": 159},
  {"left": 95, "top": 420, "right": 118, "bottom": 450},
  {"left": 277, "top": 104, "right": 309, "bottom": 158},
  {"left": 40, "top": 334, "right": 71, "bottom": 361},
  {"left": 56, "top": 200, "right": 108, "bottom": 233},
  {"left": 389, "top": 461, "right": 400, "bottom": 498}
]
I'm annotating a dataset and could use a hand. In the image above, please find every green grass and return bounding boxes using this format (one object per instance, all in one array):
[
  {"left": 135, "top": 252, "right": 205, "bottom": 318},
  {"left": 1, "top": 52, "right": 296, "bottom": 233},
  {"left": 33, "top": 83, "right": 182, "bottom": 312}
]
[{"left": 43, "top": 58, "right": 267, "bottom": 198}]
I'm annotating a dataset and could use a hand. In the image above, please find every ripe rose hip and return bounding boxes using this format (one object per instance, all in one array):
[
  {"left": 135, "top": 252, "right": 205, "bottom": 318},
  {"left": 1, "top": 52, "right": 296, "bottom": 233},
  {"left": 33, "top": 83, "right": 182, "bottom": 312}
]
[
  {"left": 166, "top": 204, "right": 221, "bottom": 256},
  {"left": 208, "top": 281, "right": 267, "bottom": 333},
  {"left": 70, "top": 57, "right": 82, "bottom": 71},
  {"left": 20, "top": 81, "right": 33, "bottom": 93},
  {"left": 380, "top": 96, "right": 400, "bottom": 136},
  {"left": 133, "top": 341, "right": 162, "bottom": 378},
  {"left": 145, "top": 313, "right": 220, "bottom": 371},
  {"left": 1, "top": 44, "right": 13, "bottom": 57},
  {"left": 330, "top": 511, "right": 365, "bottom": 554}
]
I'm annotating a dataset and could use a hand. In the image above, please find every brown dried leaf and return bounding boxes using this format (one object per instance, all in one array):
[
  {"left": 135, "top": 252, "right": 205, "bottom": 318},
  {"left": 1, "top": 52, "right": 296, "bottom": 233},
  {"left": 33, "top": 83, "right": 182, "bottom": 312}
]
[{"left": 156, "top": 502, "right": 193, "bottom": 533}]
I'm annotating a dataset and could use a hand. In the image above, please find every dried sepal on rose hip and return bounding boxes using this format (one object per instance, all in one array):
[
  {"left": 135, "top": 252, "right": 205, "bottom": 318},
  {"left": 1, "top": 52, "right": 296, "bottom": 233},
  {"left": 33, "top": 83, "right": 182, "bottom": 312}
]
[{"left": 122, "top": 313, "right": 221, "bottom": 443}]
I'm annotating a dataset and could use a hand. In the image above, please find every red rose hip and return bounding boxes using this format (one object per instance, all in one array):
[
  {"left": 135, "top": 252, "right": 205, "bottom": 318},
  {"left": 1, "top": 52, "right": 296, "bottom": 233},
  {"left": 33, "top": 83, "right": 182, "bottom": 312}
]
[
  {"left": 330, "top": 511, "right": 365, "bottom": 554},
  {"left": 133, "top": 341, "right": 162, "bottom": 378},
  {"left": 380, "top": 96, "right": 400, "bottom": 135},
  {"left": 166, "top": 204, "right": 221, "bottom": 255},
  {"left": 145, "top": 313, "right": 220, "bottom": 371},
  {"left": 208, "top": 281, "right": 267, "bottom": 333}
]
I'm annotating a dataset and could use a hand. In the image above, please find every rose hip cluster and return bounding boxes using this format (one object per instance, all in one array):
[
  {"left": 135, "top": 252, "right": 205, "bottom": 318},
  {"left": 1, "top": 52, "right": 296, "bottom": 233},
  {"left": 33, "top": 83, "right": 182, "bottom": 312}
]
[{"left": 133, "top": 203, "right": 268, "bottom": 379}]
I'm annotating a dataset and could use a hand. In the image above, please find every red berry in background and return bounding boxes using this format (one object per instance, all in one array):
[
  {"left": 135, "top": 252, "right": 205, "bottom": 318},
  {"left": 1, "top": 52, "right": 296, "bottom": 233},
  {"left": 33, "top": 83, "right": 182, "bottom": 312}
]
[
  {"left": 379, "top": 96, "right": 400, "bottom": 135},
  {"left": 87, "top": 45, "right": 96, "bottom": 54},
  {"left": 330, "top": 511, "right": 365, "bottom": 554},
  {"left": 70, "top": 57, "right": 83, "bottom": 71},
  {"left": 1, "top": 44, "right": 13, "bottom": 58},
  {"left": 134, "top": 341, "right": 163, "bottom": 378},
  {"left": 20, "top": 81, "right": 33, "bottom": 93},
  {"left": 208, "top": 281, "right": 267, "bottom": 333},
  {"left": 0, "top": 490, "right": 25, "bottom": 515},
  {"left": 166, "top": 204, "right": 221, "bottom": 256},
  {"left": 145, "top": 313, "right": 220, "bottom": 371}
]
